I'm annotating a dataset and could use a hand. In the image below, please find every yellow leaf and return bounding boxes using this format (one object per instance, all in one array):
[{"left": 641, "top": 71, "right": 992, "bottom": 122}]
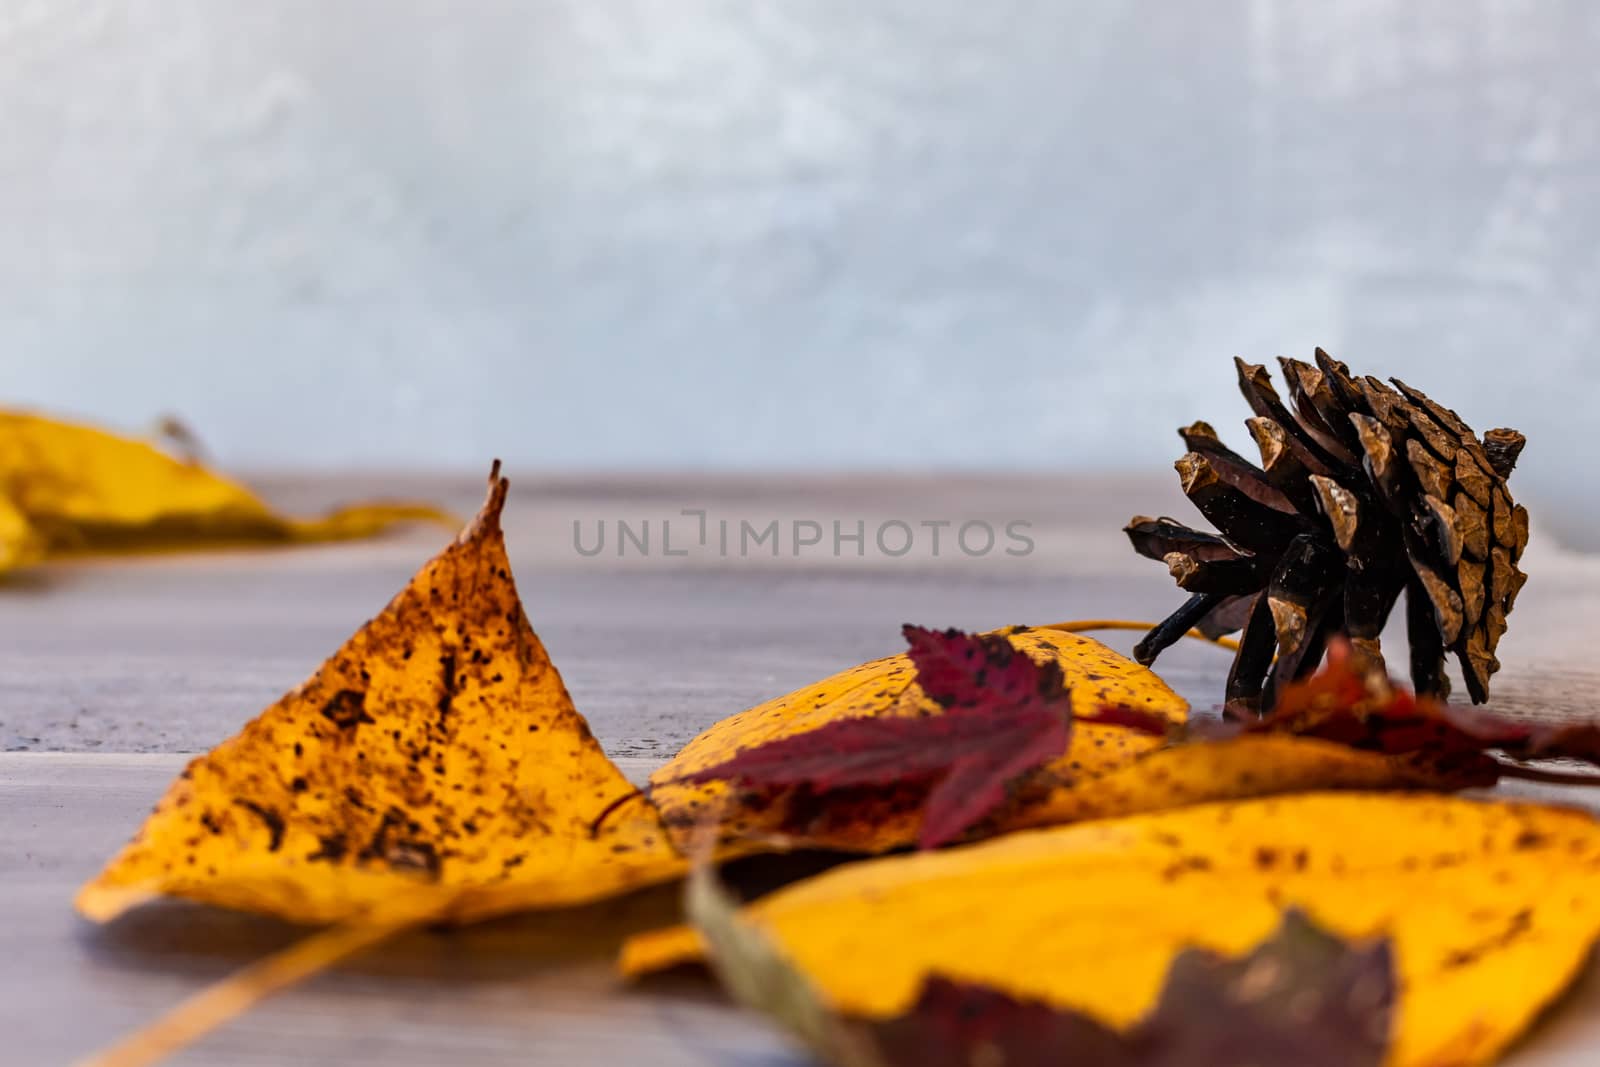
[
  {"left": 684, "top": 864, "right": 882, "bottom": 1067},
  {"left": 995, "top": 733, "right": 1475, "bottom": 834},
  {"left": 621, "top": 792, "right": 1600, "bottom": 1067},
  {"left": 78, "top": 465, "right": 686, "bottom": 926},
  {"left": 0, "top": 409, "right": 456, "bottom": 559},
  {"left": 649, "top": 627, "right": 1190, "bottom": 852},
  {"left": 0, "top": 492, "right": 43, "bottom": 574}
]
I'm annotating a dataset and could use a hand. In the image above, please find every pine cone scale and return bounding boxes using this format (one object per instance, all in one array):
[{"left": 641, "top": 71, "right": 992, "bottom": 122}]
[
  {"left": 1126, "top": 516, "right": 1246, "bottom": 564},
  {"left": 1454, "top": 452, "right": 1493, "bottom": 508},
  {"left": 1245, "top": 418, "right": 1319, "bottom": 512},
  {"left": 1235, "top": 359, "right": 1342, "bottom": 476},
  {"left": 1179, "top": 425, "right": 1301, "bottom": 513},
  {"left": 1405, "top": 440, "right": 1453, "bottom": 500},
  {"left": 1175, "top": 453, "right": 1309, "bottom": 556},
  {"left": 1279, "top": 358, "right": 1363, "bottom": 466}
]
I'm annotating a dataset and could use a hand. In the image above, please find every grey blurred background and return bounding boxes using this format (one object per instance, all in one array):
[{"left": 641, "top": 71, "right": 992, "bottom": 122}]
[{"left": 3, "top": 1, "right": 1596, "bottom": 546}]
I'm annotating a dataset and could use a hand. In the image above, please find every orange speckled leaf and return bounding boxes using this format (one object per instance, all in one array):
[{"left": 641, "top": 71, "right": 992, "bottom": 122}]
[
  {"left": 77, "top": 465, "right": 685, "bottom": 926},
  {"left": 649, "top": 627, "right": 1189, "bottom": 853},
  {"left": 622, "top": 793, "right": 1600, "bottom": 1067}
]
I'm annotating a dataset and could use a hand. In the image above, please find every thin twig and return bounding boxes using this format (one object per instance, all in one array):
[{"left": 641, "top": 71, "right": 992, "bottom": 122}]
[
  {"left": 74, "top": 919, "right": 416, "bottom": 1067},
  {"left": 1493, "top": 761, "right": 1600, "bottom": 788}
]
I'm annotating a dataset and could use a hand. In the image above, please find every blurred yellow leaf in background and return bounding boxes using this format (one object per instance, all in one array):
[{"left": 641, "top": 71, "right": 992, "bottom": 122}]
[
  {"left": 0, "top": 409, "right": 455, "bottom": 572},
  {"left": 0, "top": 492, "right": 43, "bottom": 573}
]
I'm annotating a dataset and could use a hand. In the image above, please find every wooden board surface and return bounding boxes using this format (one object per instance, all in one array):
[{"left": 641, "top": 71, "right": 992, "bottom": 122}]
[
  {"left": 4, "top": 753, "right": 795, "bottom": 1067},
  {"left": 4, "top": 472, "right": 1600, "bottom": 1065}
]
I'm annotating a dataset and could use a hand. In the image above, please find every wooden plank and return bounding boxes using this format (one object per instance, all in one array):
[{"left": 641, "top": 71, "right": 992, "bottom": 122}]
[{"left": 2, "top": 753, "right": 789, "bottom": 1067}]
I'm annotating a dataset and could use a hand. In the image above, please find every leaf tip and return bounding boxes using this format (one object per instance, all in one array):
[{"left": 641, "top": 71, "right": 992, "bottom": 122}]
[
  {"left": 74, "top": 881, "right": 155, "bottom": 924},
  {"left": 461, "top": 460, "right": 511, "bottom": 543}
]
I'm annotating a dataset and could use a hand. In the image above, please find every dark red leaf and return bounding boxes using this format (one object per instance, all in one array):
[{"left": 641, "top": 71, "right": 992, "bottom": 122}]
[
  {"left": 901, "top": 624, "right": 1065, "bottom": 714},
  {"left": 857, "top": 910, "right": 1394, "bottom": 1067},
  {"left": 1251, "top": 639, "right": 1600, "bottom": 780},
  {"left": 1076, "top": 704, "right": 1177, "bottom": 737},
  {"left": 914, "top": 723, "right": 1065, "bottom": 849},
  {"left": 1059, "top": 638, "right": 1583, "bottom": 788},
  {"left": 1431, "top": 703, "right": 1600, "bottom": 770},
  {"left": 1131, "top": 909, "right": 1394, "bottom": 1067},
  {"left": 673, "top": 626, "right": 1073, "bottom": 848},
  {"left": 675, "top": 713, "right": 1061, "bottom": 798},
  {"left": 860, "top": 976, "right": 1126, "bottom": 1066}
]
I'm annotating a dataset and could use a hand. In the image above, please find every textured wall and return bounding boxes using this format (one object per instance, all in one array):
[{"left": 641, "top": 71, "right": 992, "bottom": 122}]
[{"left": 2, "top": 1, "right": 1596, "bottom": 542}]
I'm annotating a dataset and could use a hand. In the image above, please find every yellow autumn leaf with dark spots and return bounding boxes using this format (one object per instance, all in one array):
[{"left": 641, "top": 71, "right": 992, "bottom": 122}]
[
  {"left": 0, "top": 408, "right": 455, "bottom": 562},
  {"left": 649, "top": 627, "right": 1190, "bottom": 853},
  {"left": 78, "top": 465, "right": 685, "bottom": 926},
  {"left": 621, "top": 792, "right": 1600, "bottom": 1067}
]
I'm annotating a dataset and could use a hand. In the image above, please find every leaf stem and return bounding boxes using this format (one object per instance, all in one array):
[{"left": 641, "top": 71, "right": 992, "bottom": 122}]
[
  {"left": 589, "top": 787, "right": 649, "bottom": 838},
  {"left": 73, "top": 919, "right": 414, "bottom": 1067}
]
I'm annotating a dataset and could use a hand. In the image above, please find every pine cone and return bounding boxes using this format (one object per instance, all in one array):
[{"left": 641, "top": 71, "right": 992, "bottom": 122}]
[{"left": 1127, "top": 351, "right": 1528, "bottom": 714}]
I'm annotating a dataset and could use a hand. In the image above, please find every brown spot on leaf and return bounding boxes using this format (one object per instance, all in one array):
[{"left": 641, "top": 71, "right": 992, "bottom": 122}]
[
  {"left": 320, "top": 689, "right": 374, "bottom": 730},
  {"left": 307, "top": 834, "right": 348, "bottom": 863},
  {"left": 233, "top": 800, "right": 285, "bottom": 852},
  {"left": 1442, "top": 909, "right": 1533, "bottom": 969},
  {"left": 436, "top": 654, "right": 457, "bottom": 724}
]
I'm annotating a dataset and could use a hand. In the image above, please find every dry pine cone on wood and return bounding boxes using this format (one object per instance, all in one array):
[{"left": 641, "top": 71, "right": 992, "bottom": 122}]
[{"left": 1128, "top": 350, "right": 1528, "bottom": 715}]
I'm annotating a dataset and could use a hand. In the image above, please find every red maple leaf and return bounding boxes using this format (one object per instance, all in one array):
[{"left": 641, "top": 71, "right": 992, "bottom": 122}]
[
  {"left": 901, "top": 624, "right": 1066, "bottom": 711},
  {"left": 1074, "top": 704, "right": 1179, "bottom": 737},
  {"left": 672, "top": 626, "right": 1073, "bottom": 849}
]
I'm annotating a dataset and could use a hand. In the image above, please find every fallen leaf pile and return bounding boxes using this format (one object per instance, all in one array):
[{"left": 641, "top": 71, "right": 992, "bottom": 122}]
[
  {"left": 71, "top": 463, "right": 1600, "bottom": 1067},
  {"left": 0, "top": 408, "right": 454, "bottom": 577}
]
